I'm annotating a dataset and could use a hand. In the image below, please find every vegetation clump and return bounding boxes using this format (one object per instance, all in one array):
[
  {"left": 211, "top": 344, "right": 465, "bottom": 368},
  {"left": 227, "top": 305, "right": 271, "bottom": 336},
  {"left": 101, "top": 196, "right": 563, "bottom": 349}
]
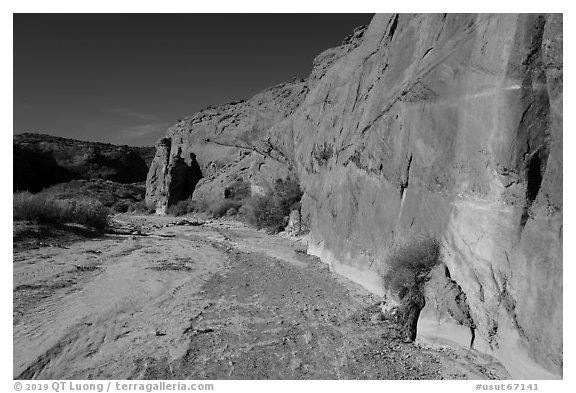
[
  {"left": 13, "top": 191, "right": 109, "bottom": 230},
  {"left": 167, "top": 182, "right": 250, "bottom": 218},
  {"left": 224, "top": 180, "right": 251, "bottom": 201},
  {"left": 166, "top": 178, "right": 303, "bottom": 232},
  {"left": 381, "top": 237, "right": 440, "bottom": 341},
  {"left": 38, "top": 179, "right": 147, "bottom": 214},
  {"left": 313, "top": 142, "right": 334, "bottom": 165},
  {"left": 208, "top": 199, "right": 242, "bottom": 218},
  {"left": 166, "top": 198, "right": 196, "bottom": 216},
  {"left": 243, "top": 177, "right": 302, "bottom": 233}
]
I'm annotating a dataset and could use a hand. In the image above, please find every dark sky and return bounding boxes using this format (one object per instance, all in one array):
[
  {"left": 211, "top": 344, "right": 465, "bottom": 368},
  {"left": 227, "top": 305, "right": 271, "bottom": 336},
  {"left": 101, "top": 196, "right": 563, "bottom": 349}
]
[{"left": 14, "top": 13, "right": 374, "bottom": 146}]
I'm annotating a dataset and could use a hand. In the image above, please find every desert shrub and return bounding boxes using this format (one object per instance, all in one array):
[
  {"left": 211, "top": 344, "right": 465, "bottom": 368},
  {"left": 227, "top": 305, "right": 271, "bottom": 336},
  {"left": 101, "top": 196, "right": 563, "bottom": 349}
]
[
  {"left": 167, "top": 198, "right": 196, "bottom": 216},
  {"left": 225, "top": 207, "right": 238, "bottom": 216},
  {"left": 224, "top": 180, "right": 251, "bottom": 201},
  {"left": 208, "top": 199, "right": 242, "bottom": 218},
  {"left": 384, "top": 237, "right": 440, "bottom": 298},
  {"left": 112, "top": 200, "right": 130, "bottom": 213},
  {"left": 193, "top": 198, "right": 211, "bottom": 213},
  {"left": 382, "top": 237, "right": 440, "bottom": 341},
  {"left": 94, "top": 191, "right": 116, "bottom": 207},
  {"left": 114, "top": 186, "right": 138, "bottom": 200},
  {"left": 243, "top": 194, "right": 286, "bottom": 232},
  {"left": 41, "top": 179, "right": 146, "bottom": 209},
  {"left": 14, "top": 192, "right": 61, "bottom": 223},
  {"left": 13, "top": 191, "right": 109, "bottom": 230},
  {"left": 313, "top": 142, "right": 334, "bottom": 165},
  {"left": 242, "top": 177, "right": 303, "bottom": 232},
  {"left": 59, "top": 198, "right": 109, "bottom": 230},
  {"left": 131, "top": 200, "right": 155, "bottom": 214},
  {"left": 273, "top": 178, "right": 303, "bottom": 212},
  {"left": 167, "top": 200, "right": 188, "bottom": 216}
]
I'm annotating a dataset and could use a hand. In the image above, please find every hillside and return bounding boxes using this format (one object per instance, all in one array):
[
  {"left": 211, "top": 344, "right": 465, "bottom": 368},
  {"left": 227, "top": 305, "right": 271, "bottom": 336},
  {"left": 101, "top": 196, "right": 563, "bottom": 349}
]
[{"left": 14, "top": 133, "right": 155, "bottom": 192}]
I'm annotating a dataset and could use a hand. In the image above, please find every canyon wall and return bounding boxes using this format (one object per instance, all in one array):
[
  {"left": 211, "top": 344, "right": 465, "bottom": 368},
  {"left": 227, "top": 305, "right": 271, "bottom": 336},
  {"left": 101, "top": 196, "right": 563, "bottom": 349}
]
[
  {"left": 146, "top": 14, "right": 562, "bottom": 378},
  {"left": 145, "top": 80, "right": 308, "bottom": 213}
]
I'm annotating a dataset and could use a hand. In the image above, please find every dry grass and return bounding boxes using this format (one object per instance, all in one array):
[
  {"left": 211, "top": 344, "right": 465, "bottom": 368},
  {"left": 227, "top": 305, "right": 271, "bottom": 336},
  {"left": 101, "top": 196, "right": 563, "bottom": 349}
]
[
  {"left": 40, "top": 179, "right": 147, "bottom": 213},
  {"left": 14, "top": 191, "right": 109, "bottom": 230}
]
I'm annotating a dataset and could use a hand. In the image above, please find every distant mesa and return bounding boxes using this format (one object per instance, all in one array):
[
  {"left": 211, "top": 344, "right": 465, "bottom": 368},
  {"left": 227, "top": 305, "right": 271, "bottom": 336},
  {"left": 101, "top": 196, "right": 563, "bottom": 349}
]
[{"left": 13, "top": 132, "right": 155, "bottom": 192}]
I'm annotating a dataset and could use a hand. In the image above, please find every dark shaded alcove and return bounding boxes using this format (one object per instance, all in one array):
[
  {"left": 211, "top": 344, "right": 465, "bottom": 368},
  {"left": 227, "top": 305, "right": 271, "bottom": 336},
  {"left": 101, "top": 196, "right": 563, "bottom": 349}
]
[
  {"left": 167, "top": 152, "right": 203, "bottom": 206},
  {"left": 526, "top": 152, "right": 543, "bottom": 204},
  {"left": 520, "top": 150, "right": 546, "bottom": 229}
]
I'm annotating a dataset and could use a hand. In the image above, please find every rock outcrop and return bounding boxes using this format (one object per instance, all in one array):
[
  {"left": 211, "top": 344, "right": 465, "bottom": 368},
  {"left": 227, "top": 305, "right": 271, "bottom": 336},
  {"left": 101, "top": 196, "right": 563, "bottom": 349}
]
[
  {"left": 14, "top": 133, "right": 155, "bottom": 192},
  {"left": 145, "top": 14, "right": 562, "bottom": 379},
  {"left": 145, "top": 80, "right": 309, "bottom": 212}
]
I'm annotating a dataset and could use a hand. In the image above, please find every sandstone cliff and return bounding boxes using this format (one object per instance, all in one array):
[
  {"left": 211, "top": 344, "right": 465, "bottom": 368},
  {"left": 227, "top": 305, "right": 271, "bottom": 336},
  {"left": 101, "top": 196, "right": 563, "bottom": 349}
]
[
  {"left": 145, "top": 14, "right": 562, "bottom": 378},
  {"left": 145, "top": 80, "right": 309, "bottom": 212},
  {"left": 14, "top": 133, "right": 155, "bottom": 192}
]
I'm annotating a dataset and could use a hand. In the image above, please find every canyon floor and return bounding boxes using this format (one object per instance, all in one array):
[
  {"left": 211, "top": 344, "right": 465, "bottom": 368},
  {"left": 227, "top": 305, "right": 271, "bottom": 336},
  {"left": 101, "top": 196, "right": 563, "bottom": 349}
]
[{"left": 13, "top": 214, "right": 510, "bottom": 380}]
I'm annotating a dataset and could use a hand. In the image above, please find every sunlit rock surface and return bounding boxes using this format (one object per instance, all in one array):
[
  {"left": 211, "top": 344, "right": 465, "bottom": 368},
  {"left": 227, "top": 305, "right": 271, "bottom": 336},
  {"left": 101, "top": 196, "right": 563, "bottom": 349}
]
[{"left": 146, "top": 13, "right": 562, "bottom": 378}]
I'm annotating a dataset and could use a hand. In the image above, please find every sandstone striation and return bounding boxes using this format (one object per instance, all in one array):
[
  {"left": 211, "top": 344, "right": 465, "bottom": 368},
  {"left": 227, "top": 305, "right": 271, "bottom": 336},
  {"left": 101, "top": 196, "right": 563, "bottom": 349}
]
[
  {"left": 14, "top": 133, "right": 155, "bottom": 192},
  {"left": 145, "top": 14, "right": 562, "bottom": 379}
]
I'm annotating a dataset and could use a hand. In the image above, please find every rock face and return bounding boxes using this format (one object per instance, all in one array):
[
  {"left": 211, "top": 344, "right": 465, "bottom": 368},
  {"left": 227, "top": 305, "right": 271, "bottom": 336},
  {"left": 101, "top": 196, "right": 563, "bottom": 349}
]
[
  {"left": 145, "top": 80, "right": 309, "bottom": 212},
  {"left": 14, "top": 133, "right": 155, "bottom": 192},
  {"left": 289, "top": 14, "right": 562, "bottom": 378},
  {"left": 145, "top": 14, "right": 562, "bottom": 378},
  {"left": 145, "top": 137, "right": 203, "bottom": 213}
]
